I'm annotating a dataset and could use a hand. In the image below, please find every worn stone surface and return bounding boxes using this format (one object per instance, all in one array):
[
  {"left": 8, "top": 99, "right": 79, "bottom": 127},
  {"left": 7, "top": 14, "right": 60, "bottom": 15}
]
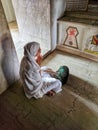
[
  {"left": 88, "top": 4, "right": 98, "bottom": 12},
  {"left": 0, "top": 51, "right": 98, "bottom": 130},
  {"left": 65, "top": 11, "right": 98, "bottom": 20},
  {"left": 0, "top": 79, "right": 98, "bottom": 130},
  {"left": 0, "top": 1, "right": 19, "bottom": 94},
  {"left": 42, "top": 50, "right": 98, "bottom": 92},
  {"left": 66, "top": 0, "right": 88, "bottom": 11}
]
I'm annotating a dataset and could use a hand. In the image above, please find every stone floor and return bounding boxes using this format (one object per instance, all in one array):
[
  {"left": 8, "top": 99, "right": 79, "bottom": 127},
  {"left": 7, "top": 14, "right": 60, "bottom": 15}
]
[{"left": 0, "top": 50, "right": 98, "bottom": 130}]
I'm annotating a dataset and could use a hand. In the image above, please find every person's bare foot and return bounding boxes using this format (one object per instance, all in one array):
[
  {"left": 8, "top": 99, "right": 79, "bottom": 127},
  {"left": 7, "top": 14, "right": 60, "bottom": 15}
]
[{"left": 46, "top": 90, "right": 55, "bottom": 97}]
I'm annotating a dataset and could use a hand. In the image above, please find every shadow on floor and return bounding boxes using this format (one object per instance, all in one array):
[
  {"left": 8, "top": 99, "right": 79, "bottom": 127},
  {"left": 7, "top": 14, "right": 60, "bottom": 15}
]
[
  {"left": 67, "top": 74, "right": 98, "bottom": 104},
  {"left": 0, "top": 76, "right": 98, "bottom": 130}
]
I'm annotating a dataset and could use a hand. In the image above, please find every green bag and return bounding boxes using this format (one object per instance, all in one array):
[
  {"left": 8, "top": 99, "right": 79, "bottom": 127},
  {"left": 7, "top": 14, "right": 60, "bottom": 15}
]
[{"left": 56, "top": 66, "right": 69, "bottom": 85}]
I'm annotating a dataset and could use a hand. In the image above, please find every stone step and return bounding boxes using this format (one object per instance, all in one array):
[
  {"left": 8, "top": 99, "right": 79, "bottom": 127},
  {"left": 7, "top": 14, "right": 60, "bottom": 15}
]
[
  {"left": 88, "top": 4, "right": 98, "bottom": 12},
  {"left": 58, "top": 16, "right": 98, "bottom": 26},
  {"left": 65, "top": 11, "right": 98, "bottom": 21}
]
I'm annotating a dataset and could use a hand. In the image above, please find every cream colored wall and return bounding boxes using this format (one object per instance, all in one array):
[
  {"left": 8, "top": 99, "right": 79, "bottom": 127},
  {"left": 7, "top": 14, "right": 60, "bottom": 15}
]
[
  {"left": 12, "top": 0, "right": 51, "bottom": 57},
  {"left": 1, "top": 0, "right": 16, "bottom": 23},
  {"left": 42, "top": 50, "right": 98, "bottom": 89},
  {"left": 58, "top": 21, "right": 98, "bottom": 50},
  {"left": 0, "top": 1, "right": 19, "bottom": 94}
]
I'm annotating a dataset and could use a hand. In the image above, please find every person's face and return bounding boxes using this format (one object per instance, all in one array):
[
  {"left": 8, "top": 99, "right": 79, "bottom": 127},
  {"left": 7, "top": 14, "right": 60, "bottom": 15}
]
[{"left": 35, "top": 48, "right": 43, "bottom": 65}]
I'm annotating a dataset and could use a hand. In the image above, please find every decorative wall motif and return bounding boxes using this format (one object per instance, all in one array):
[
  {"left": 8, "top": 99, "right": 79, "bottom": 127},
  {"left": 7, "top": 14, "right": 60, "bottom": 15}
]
[
  {"left": 84, "top": 34, "right": 98, "bottom": 55},
  {"left": 91, "top": 35, "right": 98, "bottom": 46},
  {"left": 63, "top": 26, "right": 78, "bottom": 48}
]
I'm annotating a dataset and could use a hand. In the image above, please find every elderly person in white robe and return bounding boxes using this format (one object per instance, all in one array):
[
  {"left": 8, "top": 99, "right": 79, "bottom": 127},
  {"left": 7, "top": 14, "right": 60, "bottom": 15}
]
[{"left": 20, "top": 42, "right": 62, "bottom": 99}]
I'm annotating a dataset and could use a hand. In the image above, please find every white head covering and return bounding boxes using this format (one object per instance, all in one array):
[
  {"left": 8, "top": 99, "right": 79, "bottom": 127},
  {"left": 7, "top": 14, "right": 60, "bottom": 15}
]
[{"left": 20, "top": 42, "right": 43, "bottom": 99}]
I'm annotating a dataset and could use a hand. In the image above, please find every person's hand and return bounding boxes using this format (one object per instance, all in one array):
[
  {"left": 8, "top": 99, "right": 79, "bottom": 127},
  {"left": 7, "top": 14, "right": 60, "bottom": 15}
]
[{"left": 44, "top": 69, "right": 57, "bottom": 77}]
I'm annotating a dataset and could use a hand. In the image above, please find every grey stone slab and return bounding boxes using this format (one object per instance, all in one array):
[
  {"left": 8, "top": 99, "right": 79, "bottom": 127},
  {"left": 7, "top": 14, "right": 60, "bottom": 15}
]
[{"left": 0, "top": 74, "right": 98, "bottom": 130}]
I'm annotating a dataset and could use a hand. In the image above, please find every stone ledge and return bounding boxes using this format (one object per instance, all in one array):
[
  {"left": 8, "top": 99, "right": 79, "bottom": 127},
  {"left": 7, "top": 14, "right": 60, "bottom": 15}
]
[
  {"left": 58, "top": 16, "right": 98, "bottom": 26},
  {"left": 56, "top": 45, "right": 98, "bottom": 62},
  {"left": 64, "top": 11, "right": 98, "bottom": 20}
]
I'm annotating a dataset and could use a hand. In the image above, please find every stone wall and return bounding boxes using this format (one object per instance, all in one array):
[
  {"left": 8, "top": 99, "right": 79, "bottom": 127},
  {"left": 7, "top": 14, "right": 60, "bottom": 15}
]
[
  {"left": 0, "top": 1, "right": 19, "bottom": 94},
  {"left": 12, "top": 0, "right": 51, "bottom": 56}
]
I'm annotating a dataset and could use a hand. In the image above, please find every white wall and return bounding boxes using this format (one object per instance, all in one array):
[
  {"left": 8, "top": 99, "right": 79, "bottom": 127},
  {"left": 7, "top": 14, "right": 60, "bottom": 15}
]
[
  {"left": 12, "top": 0, "right": 51, "bottom": 57},
  {"left": 50, "top": 0, "right": 66, "bottom": 50},
  {"left": 1, "top": 0, "right": 16, "bottom": 23},
  {"left": 12, "top": 0, "right": 66, "bottom": 53},
  {"left": 0, "top": 1, "right": 19, "bottom": 94}
]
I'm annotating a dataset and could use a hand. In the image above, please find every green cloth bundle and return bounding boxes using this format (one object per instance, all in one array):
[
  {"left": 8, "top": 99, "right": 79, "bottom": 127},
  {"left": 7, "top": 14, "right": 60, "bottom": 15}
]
[{"left": 56, "top": 66, "right": 69, "bottom": 85}]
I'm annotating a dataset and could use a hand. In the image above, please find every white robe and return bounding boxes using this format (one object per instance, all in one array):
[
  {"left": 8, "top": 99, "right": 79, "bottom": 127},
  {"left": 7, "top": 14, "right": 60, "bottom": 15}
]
[
  {"left": 41, "top": 66, "right": 62, "bottom": 95},
  {"left": 20, "top": 42, "right": 62, "bottom": 99}
]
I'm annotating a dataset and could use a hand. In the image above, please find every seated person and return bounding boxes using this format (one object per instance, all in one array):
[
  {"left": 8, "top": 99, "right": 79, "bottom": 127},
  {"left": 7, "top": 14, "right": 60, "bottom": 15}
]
[{"left": 20, "top": 42, "right": 69, "bottom": 99}]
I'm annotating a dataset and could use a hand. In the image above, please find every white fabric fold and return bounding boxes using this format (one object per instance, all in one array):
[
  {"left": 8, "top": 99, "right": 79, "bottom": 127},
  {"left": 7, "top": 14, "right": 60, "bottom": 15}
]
[
  {"left": 20, "top": 42, "right": 62, "bottom": 99},
  {"left": 20, "top": 42, "right": 44, "bottom": 99}
]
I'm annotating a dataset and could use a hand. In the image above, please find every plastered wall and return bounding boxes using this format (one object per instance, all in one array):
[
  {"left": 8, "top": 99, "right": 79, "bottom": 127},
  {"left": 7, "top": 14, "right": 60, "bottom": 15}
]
[
  {"left": 0, "top": 1, "right": 19, "bottom": 94},
  {"left": 12, "top": 0, "right": 51, "bottom": 56},
  {"left": 12, "top": 0, "right": 66, "bottom": 52}
]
